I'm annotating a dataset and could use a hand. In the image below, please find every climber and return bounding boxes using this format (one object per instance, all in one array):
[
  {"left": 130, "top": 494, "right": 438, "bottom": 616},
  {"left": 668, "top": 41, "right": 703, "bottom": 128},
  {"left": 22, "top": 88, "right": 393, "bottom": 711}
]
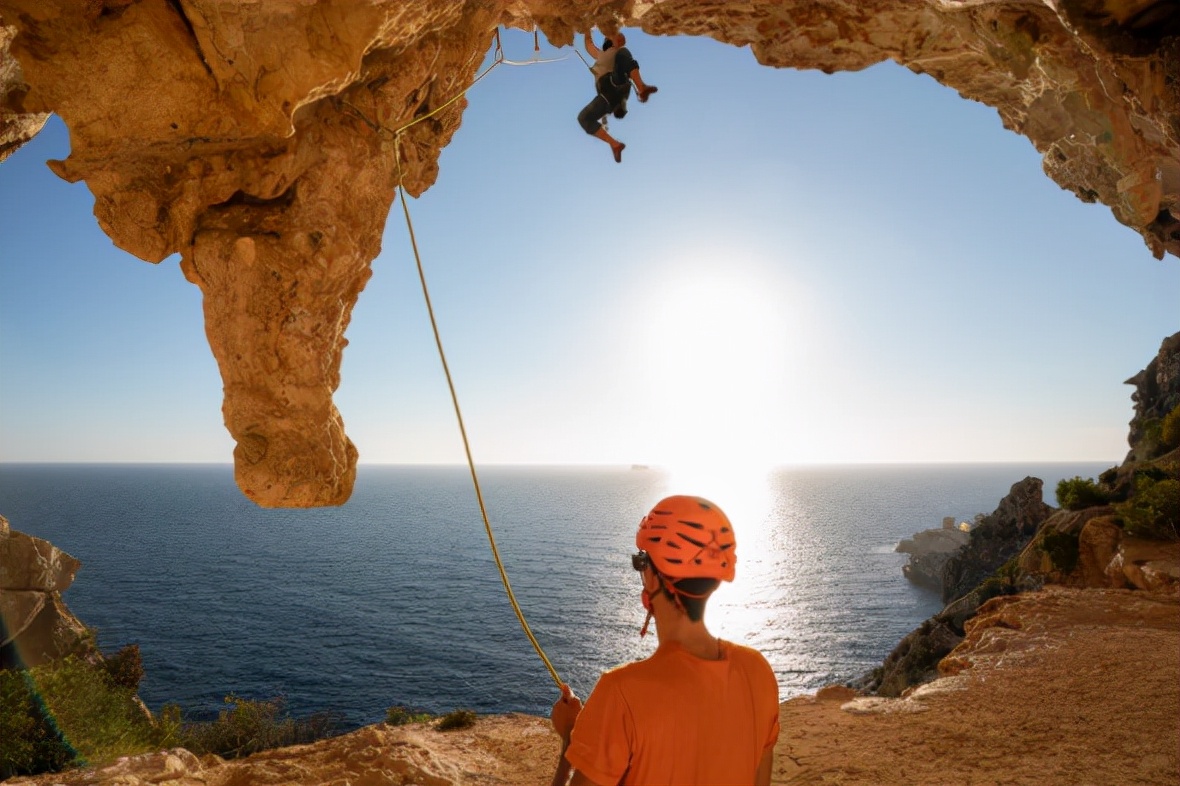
[
  {"left": 550, "top": 495, "right": 780, "bottom": 786},
  {"left": 576, "top": 30, "right": 658, "bottom": 163}
]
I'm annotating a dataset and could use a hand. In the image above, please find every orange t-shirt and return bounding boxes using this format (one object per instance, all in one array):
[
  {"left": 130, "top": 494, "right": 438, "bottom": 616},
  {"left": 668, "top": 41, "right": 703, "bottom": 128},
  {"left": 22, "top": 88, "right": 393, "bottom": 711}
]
[{"left": 565, "top": 640, "right": 780, "bottom": 786}]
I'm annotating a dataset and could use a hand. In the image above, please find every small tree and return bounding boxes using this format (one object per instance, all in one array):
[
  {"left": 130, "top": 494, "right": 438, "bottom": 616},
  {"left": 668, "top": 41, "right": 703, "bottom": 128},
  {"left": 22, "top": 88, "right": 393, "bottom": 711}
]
[{"left": 1055, "top": 476, "right": 1109, "bottom": 510}]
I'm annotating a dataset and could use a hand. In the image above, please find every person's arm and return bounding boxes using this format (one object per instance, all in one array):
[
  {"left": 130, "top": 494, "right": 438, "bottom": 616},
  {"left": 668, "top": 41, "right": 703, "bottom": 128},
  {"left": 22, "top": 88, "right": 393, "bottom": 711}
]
[
  {"left": 583, "top": 33, "right": 602, "bottom": 61},
  {"left": 755, "top": 747, "right": 774, "bottom": 786},
  {"left": 551, "top": 685, "right": 583, "bottom": 786}
]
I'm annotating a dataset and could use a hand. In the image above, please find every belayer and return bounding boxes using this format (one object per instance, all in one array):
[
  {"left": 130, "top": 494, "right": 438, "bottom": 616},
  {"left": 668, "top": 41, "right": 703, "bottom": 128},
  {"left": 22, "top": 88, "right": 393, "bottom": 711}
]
[
  {"left": 550, "top": 495, "right": 780, "bottom": 785},
  {"left": 577, "top": 30, "right": 658, "bottom": 163}
]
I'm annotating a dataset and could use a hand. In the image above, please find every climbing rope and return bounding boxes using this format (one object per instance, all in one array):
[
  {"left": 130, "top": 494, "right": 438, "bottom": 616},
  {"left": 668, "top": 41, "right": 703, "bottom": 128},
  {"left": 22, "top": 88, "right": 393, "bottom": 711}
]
[
  {"left": 376, "top": 34, "right": 565, "bottom": 689},
  {"left": 501, "top": 28, "right": 570, "bottom": 66}
]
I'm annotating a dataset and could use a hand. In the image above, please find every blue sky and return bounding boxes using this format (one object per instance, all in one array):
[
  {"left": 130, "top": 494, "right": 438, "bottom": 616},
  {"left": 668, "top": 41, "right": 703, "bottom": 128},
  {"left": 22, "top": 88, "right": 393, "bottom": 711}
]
[{"left": 1, "top": 28, "right": 1176, "bottom": 471}]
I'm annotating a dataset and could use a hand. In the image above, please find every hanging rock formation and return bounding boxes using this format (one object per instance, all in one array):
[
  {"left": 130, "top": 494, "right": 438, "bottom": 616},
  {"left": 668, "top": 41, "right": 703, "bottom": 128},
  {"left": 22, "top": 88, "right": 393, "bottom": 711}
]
[{"left": 0, "top": 0, "right": 1176, "bottom": 507}]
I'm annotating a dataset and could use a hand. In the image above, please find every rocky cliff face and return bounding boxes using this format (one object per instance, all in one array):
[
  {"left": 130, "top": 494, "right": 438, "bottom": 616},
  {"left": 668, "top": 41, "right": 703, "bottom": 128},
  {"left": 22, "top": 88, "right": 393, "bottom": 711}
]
[
  {"left": 0, "top": 515, "right": 92, "bottom": 669},
  {"left": 1016, "top": 330, "right": 1180, "bottom": 593},
  {"left": 941, "top": 476, "right": 1053, "bottom": 603},
  {"left": 1, "top": 1, "right": 1177, "bottom": 506}
]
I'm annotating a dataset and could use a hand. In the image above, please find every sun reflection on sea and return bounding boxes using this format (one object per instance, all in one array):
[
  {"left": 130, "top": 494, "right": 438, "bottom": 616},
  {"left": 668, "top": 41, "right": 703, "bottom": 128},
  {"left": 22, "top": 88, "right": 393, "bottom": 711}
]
[{"left": 658, "top": 463, "right": 798, "bottom": 654}]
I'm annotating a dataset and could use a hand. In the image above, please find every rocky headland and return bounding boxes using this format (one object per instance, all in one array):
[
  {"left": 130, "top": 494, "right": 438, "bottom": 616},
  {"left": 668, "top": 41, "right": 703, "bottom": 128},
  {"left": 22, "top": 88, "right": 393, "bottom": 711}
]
[{"left": 896, "top": 516, "right": 972, "bottom": 592}]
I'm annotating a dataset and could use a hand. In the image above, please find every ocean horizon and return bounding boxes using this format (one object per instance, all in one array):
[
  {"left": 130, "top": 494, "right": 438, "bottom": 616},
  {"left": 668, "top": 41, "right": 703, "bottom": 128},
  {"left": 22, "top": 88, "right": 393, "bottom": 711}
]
[{"left": 0, "top": 460, "right": 1112, "bottom": 729}]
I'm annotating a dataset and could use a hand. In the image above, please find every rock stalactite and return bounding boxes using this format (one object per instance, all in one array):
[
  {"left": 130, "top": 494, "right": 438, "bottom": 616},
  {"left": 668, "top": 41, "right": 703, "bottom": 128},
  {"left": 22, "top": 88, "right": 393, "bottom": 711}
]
[{"left": 1, "top": 1, "right": 1176, "bottom": 506}]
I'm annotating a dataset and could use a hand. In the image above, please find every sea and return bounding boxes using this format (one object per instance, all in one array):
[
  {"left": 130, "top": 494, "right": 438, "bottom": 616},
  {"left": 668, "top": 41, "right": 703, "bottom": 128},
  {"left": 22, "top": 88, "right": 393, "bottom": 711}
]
[{"left": 0, "top": 461, "right": 1110, "bottom": 729}]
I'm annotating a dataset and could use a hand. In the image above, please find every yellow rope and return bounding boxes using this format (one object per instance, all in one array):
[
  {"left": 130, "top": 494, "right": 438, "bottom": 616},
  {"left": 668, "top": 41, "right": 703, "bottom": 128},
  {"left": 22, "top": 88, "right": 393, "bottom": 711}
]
[{"left": 391, "top": 108, "right": 564, "bottom": 689}]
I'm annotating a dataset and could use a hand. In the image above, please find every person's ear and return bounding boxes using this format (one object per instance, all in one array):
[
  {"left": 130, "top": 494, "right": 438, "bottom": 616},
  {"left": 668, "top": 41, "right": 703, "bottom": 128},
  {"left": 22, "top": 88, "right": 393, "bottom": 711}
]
[{"left": 642, "top": 567, "right": 661, "bottom": 593}]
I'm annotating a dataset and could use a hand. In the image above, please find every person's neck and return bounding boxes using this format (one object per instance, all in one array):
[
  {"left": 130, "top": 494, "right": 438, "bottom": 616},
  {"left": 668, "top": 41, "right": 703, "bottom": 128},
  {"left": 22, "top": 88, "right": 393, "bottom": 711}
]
[{"left": 653, "top": 605, "right": 722, "bottom": 660}]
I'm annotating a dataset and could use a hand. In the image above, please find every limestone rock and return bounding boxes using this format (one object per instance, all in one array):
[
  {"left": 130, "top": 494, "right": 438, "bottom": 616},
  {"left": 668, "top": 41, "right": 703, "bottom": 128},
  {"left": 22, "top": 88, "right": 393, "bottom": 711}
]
[
  {"left": 1122, "top": 331, "right": 1180, "bottom": 467},
  {"left": 1078, "top": 515, "right": 1127, "bottom": 588},
  {"left": 0, "top": 1, "right": 1177, "bottom": 506},
  {"left": 1117, "top": 535, "right": 1180, "bottom": 593},
  {"left": 0, "top": 515, "right": 92, "bottom": 669},
  {"left": 0, "top": 21, "right": 47, "bottom": 162},
  {"left": 0, "top": 519, "right": 80, "bottom": 591},
  {"left": 1016, "top": 506, "right": 1118, "bottom": 586}
]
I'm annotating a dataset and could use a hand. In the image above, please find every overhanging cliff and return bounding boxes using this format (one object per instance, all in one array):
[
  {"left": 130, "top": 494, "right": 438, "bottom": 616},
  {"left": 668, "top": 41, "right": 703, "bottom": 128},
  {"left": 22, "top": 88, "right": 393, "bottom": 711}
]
[{"left": 1, "top": 1, "right": 1176, "bottom": 507}]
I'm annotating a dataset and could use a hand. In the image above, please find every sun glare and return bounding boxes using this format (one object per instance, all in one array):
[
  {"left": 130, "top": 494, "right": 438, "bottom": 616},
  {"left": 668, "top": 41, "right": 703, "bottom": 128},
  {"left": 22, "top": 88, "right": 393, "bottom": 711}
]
[{"left": 636, "top": 261, "right": 803, "bottom": 477}]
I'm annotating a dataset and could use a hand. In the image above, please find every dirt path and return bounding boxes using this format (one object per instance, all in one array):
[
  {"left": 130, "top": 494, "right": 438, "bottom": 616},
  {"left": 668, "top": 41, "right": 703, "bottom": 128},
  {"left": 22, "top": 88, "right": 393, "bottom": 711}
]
[{"left": 771, "top": 587, "right": 1179, "bottom": 785}]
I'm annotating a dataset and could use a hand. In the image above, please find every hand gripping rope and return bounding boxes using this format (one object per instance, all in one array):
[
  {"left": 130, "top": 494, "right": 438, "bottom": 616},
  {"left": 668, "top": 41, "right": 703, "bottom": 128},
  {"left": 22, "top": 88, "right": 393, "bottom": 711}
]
[{"left": 340, "top": 28, "right": 566, "bottom": 690}]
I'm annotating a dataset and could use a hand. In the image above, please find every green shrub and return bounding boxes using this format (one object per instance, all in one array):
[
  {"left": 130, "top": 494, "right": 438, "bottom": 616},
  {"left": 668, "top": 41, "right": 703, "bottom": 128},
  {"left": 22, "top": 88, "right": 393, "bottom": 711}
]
[
  {"left": 0, "top": 670, "right": 78, "bottom": 778},
  {"left": 0, "top": 656, "right": 164, "bottom": 778},
  {"left": 1117, "top": 476, "right": 1180, "bottom": 541},
  {"left": 1162, "top": 406, "right": 1180, "bottom": 451},
  {"left": 434, "top": 709, "right": 477, "bottom": 731},
  {"left": 1041, "top": 529, "right": 1080, "bottom": 574},
  {"left": 1055, "top": 476, "right": 1109, "bottom": 510},
  {"left": 975, "top": 576, "right": 1017, "bottom": 605},
  {"left": 180, "top": 695, "right": 340, "bottom": 759},
  {"left": 385, "top": 705, "right": 433, "bottom": 726},
  {"left": 100, "top": 644, "right": 144, "bottom": 691},
  {"left": 0, "top": 655, "right": 341, "bottom": 778}
]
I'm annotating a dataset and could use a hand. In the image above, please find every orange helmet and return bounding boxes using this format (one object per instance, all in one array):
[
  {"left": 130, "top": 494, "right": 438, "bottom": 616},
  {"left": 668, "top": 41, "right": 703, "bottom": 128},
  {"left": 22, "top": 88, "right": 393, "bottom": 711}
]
[{"left": 635, "top": 495, "right": 737, "bottom": 581}]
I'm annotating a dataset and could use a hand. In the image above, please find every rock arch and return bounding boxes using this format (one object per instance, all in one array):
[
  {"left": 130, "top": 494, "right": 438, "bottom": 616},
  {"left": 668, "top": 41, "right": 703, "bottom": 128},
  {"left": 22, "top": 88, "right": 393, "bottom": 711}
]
[{"left": 1, "top": 1, "right": 1176, "bottom": 506}]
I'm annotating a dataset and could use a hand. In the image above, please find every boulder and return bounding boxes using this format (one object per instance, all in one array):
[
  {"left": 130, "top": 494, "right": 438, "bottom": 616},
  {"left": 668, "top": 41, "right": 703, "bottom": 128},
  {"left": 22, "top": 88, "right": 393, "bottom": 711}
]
[{"left": 1076, "top": 515, "right": 1126, "bottom": 588}]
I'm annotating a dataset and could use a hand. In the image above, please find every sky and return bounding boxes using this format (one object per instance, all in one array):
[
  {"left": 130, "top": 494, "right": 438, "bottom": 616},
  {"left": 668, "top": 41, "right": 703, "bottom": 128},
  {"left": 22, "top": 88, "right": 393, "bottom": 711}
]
[{"left": 1, "top": 28, "right": 1177, "bottom": 472}]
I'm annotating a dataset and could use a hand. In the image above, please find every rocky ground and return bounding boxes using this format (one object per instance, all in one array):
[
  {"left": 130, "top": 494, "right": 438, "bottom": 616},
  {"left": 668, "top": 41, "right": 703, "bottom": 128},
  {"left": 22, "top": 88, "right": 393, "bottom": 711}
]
[{"left": 7, "top": 585, "right": 1177, "bottom": 786}]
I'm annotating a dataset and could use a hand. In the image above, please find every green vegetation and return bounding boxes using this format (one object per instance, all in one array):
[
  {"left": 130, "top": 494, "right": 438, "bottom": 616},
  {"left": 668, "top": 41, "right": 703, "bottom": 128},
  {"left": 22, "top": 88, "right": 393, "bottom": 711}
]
[
  {"left": 180, "top": 695, "right": 340, "bottom": 759},
  {"left": 0, "top": 655, "right": 160, "bottom": 778},
  {"left": 1116, "top": 474, "right": 1180, "bottom": 541},
  {"left": 434, "top": 709, "right": 477, "bottom": 731},
  {"left": 1041, "top": 529, "right": 1080, "bottom": 574},
  {"left": 975, "top": 575, "right": 1019, "bottom": 605},
  {"left": 1, "top": 652, "right": 341, "bottom": 779},
  {"left": 1160, "top": 405, "right": 1180, "bottom": 452},
  {"left": 1055, "top": 476, "right": 1110, "bottom": 510},
  {"left": 385, "top": 705, "right": 434, "bottom": 726},
  {"left": 973, "top": 556, "right": 1023, "bottom": 605}
]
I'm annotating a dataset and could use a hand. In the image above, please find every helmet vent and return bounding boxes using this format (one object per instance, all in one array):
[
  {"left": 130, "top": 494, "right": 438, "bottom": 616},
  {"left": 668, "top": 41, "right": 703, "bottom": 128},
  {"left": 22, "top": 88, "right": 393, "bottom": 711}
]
[
  {"left": 676, "top": 532, "right": 706, "bottom": 549},
  {"left": 679, "top": 519, "right": 705, "bottom": 530}
]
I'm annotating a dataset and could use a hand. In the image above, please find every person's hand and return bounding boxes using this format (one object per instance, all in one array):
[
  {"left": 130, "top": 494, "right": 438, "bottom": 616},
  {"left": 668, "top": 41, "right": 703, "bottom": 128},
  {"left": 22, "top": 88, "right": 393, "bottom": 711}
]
[{"left": 551, "top": 684, "right": 582, "bottom": 746}]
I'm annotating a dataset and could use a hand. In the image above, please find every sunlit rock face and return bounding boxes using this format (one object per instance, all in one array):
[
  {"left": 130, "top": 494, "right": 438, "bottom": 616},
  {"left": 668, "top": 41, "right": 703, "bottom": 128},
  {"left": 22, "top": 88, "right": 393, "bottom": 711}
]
[
  {"left": 0, "top": 1, "right": 1176, "bottom": 506},
  {"left": 0, "top": 516, "right": 91, "bottom": 669}
]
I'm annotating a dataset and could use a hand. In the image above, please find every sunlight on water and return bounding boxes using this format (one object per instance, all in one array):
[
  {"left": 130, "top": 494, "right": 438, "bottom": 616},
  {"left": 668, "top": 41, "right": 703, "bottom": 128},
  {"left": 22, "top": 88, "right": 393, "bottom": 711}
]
[{"left": 661, "top": 464, "right": 786, "bottom": 649}]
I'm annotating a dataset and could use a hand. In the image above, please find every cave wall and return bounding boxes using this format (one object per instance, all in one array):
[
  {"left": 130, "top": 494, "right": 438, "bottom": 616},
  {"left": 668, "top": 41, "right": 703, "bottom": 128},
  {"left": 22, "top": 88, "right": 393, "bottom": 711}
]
[{"left": 0, "top": 0, "right": 1176, "bottom": 506}]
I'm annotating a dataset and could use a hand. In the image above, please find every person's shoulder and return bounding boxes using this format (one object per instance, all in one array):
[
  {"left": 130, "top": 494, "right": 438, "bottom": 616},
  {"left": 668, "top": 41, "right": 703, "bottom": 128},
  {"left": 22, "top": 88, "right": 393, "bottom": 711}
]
[{"left": 725, "top": 642, "right": 775, "bottom": 672}]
